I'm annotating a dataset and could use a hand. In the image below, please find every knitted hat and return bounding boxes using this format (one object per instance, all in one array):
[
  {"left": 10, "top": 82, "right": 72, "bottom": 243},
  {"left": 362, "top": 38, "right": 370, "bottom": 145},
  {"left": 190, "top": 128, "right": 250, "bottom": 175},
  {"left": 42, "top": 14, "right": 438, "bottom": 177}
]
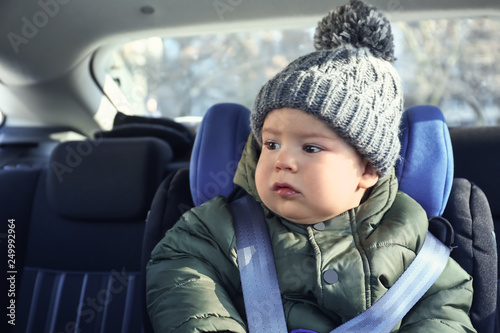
[{"left": 251, "top": 0, "right": 403, "bottom": 178}]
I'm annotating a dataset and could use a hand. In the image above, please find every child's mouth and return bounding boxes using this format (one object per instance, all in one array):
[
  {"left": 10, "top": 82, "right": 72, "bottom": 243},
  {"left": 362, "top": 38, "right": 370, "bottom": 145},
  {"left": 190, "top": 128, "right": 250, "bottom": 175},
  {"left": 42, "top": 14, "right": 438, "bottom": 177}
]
[{"left": 272, "top": 182, "right": 299, "bottom": 197}]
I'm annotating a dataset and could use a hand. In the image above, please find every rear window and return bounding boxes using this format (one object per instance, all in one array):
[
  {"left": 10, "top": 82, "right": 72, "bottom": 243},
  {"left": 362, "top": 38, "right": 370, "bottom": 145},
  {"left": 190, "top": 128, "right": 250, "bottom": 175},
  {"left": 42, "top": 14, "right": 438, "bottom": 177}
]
[{"left": 102, "top": 17, "right": 500, "bottom": 128}]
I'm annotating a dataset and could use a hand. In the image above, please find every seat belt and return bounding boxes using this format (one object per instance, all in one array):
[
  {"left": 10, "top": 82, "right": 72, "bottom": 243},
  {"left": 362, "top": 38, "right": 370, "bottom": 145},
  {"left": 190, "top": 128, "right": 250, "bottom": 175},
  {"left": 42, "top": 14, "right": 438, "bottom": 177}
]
[
  {"left": 330, "top": 230, "right": 449, "bottom": 333},
  {"left": 230, "top": 194, "right": 451, "bottom": 333},
  {"left": 230, "top": 194, "right": 288, "bottom": 333}
]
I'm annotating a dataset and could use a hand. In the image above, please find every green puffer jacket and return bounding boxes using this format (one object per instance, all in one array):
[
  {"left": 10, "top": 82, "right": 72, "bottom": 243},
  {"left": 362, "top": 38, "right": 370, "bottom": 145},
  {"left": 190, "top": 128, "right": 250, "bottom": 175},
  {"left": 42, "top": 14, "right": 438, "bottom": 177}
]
[{"left": 147, "top": 135, "right": 476, "bottom": 333}]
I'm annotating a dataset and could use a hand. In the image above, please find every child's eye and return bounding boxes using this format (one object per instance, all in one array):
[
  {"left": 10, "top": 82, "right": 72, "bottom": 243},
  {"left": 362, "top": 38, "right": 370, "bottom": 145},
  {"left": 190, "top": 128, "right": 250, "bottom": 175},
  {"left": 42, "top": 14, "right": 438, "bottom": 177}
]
[
  {"left": 303, "top": 145, "right": 322, "bottom": 153},
  {"left": 264, "top": 141, "right": 280, "bottom": 150}
]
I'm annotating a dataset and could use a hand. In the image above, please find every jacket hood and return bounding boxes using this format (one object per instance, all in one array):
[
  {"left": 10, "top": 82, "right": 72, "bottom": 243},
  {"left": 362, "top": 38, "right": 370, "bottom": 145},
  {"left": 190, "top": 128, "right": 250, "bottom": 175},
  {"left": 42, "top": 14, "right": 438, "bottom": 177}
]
[{"left": 233, "top": 133, "right": 262, "bottom": 202}]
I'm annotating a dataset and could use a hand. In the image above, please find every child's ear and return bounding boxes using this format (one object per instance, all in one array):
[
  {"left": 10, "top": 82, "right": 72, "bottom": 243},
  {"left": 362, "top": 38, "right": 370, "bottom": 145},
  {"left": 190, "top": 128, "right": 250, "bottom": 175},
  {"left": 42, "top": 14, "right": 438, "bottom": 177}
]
[{"left": 359, "top": 163, "right": 379, "bottom": 189}]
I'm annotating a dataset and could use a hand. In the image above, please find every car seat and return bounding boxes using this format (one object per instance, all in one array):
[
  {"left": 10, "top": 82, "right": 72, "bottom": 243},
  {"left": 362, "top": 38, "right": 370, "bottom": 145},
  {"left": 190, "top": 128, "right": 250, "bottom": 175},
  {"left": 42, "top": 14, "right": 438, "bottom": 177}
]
[
  {"left": 397, "top": 106, "right": 497, "bottom": 333},
  {"left": 140, "top": 103, "right": 250, "bottom": 332},
  {"left": 142, "top": 103, "right": 497, "bottom": 332},
  {"left": 448, "top": 125, "right": 500, "bottom": 332},
  {"left": 0, "top": 137, "right": 172, "bottom": 333}
]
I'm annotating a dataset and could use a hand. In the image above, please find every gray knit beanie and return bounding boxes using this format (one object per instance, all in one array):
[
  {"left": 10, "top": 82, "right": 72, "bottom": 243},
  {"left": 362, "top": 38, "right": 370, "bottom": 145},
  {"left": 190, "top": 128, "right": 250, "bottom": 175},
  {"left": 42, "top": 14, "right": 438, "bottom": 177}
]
[{"left": 251, "top": 0, "right": 403, "bottom": 178}]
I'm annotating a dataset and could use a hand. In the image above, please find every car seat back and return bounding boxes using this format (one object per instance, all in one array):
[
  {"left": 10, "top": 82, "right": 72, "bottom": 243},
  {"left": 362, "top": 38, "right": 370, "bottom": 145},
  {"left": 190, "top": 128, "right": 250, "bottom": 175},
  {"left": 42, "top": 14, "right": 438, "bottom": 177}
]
[
  {"left": 447, "top": 126, "right": 500, "bottom": 332},
  {"left": 398, "top": 106, "right": 497, "bottom": 332},
  {"left": 449, "top": 126, "right": 500, "bottom": 256},
  {"left": 140, "top": 103, "right": 250, "bottom": 332},
  {"left": 443, "top": 178, "right": 497, "bottom": 332},
  {"left": 1, "top": 137, "right": 171, "bottom": 333}
]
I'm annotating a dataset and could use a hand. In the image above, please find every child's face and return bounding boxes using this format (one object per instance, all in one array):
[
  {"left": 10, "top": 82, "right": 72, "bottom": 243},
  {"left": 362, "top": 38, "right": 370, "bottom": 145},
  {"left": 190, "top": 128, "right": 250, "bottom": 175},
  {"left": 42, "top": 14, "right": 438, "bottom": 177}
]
[{"left": 255, "top": 108, "right": 378, "bottom": 224}]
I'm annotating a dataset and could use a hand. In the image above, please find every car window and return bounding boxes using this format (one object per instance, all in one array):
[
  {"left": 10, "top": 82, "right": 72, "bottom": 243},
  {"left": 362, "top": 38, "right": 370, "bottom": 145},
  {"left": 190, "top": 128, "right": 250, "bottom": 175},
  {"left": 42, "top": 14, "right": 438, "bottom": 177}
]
[
  {"left": 102, "top": 17, "right": 499, "bottom": 128},
  {"left": 394, "top": 18, "right": 499, "bottom": 127}
]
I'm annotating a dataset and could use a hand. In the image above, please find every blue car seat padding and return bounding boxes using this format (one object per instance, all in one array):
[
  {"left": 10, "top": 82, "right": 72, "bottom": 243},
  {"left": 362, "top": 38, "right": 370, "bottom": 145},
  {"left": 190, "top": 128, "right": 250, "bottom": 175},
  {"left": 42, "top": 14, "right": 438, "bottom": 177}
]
[
  {"left": 396, "top": 105, "right": 454, "bottom": 217},
  {"left": 190, "top": 103, "right": 251, "bottom": 206}
]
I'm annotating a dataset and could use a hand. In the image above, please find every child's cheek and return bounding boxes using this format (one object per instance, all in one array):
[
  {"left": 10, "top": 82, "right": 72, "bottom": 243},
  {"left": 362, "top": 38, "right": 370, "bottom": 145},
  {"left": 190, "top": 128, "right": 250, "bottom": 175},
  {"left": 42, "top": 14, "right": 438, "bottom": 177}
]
[{"left": 254, "top": 158, "right": 265, "bottom": 197}]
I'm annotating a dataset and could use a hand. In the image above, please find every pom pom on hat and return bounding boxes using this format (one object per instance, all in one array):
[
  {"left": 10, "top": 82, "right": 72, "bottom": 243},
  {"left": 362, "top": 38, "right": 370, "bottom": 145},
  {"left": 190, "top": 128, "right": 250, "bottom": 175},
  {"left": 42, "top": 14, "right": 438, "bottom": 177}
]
[
  {"left": 251, "top": 0, "right": 404, "bottom": 178},
  {"left": 314, "top": 0, "right": 396, "bottom": 62}
]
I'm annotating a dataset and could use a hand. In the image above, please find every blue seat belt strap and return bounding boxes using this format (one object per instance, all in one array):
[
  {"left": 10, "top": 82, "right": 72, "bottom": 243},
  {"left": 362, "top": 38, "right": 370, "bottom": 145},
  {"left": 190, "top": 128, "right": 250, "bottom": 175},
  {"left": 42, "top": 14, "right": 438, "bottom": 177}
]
[
  {"left": 230, "top": 194, "right": 451, "bottom": 333},
  {"left": 330, "top": 231, "right": 450, "bottom": 333},
  {"left": 230, "top": 194, "right": 288, "bottom": 332}
]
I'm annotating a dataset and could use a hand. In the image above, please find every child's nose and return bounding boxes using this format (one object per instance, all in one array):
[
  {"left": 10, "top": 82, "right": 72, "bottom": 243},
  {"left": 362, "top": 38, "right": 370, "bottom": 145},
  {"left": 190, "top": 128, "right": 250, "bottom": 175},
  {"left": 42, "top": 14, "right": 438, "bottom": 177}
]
[{"left": 274, "top": 150, "right": 297, "bottom": 172}]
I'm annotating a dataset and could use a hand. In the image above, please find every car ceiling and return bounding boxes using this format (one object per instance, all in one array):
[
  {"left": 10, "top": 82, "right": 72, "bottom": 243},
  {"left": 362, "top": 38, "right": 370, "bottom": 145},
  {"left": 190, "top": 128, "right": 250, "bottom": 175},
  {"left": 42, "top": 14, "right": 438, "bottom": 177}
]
[{"left": 0, "top": 0, "right": 499, "bottom": 86}]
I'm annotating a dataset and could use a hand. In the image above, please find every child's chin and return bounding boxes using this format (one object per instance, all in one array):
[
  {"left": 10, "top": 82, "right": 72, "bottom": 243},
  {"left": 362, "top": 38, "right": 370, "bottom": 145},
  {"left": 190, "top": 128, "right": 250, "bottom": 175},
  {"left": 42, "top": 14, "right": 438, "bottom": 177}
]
[{"left": 278, "top": 211, "right": 321, "bottom": 225}]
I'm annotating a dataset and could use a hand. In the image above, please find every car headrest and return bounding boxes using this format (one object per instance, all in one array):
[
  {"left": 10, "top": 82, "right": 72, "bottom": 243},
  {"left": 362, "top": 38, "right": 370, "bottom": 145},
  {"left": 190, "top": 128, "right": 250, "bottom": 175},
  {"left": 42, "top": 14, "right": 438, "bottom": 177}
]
[
  {"left": 396, "top": 105, "right": 454, "bottom": 217},
  {"left": 190, "top": 103, "right": 454, "bottom": 218},
  {"left": 114, "top": 111, "right": 194, "bottom": 141},
  {"left": 190, "top": 103, "right": 251, "bottom": 206},
  {"left": 95, "top": 123, "right": 193, "bottom": 160},
  {"left": 47, "top": 137, "right": 172, "bottom": 221}
]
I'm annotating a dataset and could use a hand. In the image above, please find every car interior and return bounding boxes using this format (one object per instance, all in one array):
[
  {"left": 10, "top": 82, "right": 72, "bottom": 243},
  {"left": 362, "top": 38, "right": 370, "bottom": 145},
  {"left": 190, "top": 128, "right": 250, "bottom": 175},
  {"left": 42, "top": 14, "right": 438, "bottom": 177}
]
[{"left": 1, "top": 0, "right": 499, "bottom": 332}]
